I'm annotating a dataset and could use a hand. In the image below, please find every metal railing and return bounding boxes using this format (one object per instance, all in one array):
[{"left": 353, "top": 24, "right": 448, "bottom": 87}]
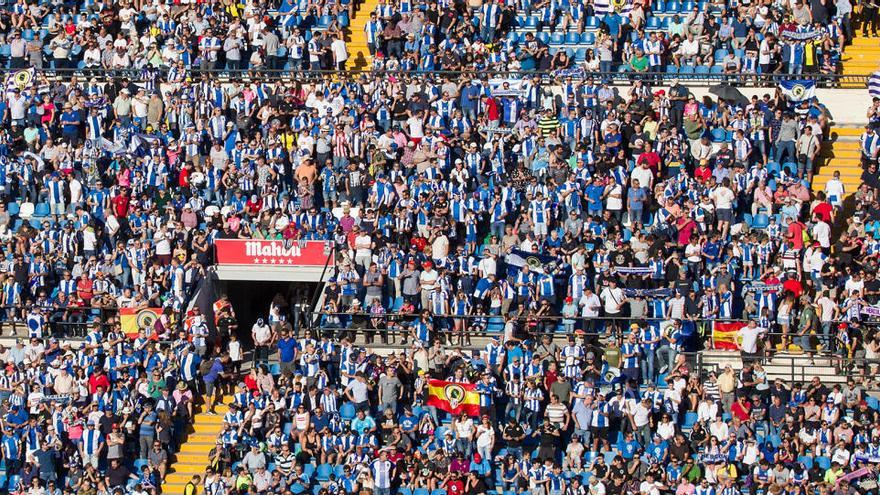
[
  {"left": 310, "top": 310, "right": 873, "bottom": 351},
  {"left": 9, "top": 67, "right": 875, "bottom": 86}
]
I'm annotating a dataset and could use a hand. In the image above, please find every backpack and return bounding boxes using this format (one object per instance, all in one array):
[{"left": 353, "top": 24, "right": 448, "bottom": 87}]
[{"left": 199, "top": 358, "right": 215, "bottom": 377}]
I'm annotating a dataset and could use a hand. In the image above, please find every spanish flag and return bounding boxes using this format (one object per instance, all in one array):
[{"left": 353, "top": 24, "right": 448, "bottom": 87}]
[
  {"left": 712, "top": 321, "right": 742, "bottom": 351},
  {"left": 426, "top": 379, "right": 481, "bottom": 416},
  {"left": 120, "top": 307, "right": 163, "bottom": 339}
]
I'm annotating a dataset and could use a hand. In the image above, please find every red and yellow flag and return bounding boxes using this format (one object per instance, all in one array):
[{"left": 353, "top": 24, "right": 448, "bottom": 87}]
[
  {"left": 426, "top": 379, "right": 481, "bottom": 416},
  {"left": 120, "top": 307, "right": 162, "bottom": 339},
  {"left": 712, "top": 321, "right": 742, "bottom": 351}
]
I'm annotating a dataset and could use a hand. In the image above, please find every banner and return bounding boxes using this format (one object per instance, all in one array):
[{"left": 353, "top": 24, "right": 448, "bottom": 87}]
[
  {"left": 426, "top": 379, "right": 481, "bottom": 416},
  {"left": 712, "top": 321, "right": 742, "bottom": 351},
  {"left": 861, "top": 306, "right": 880, "bottom": 317},
  {"left": 870, "top": 71, "right": 880, "bottom": 99},
  {"left": 5, "top": 67, "right": 34, "bottom": 96},
  {"left": 505, "top": 249, "right": 561, "bottom": 275},
  {"left": 779, "top": 80, "right": 816, "bottom": 102},
  {"left": 594, "top": 0, "right": 633, "bottom": 16},
  {"left": 552, "top": 66, "right": 587, "bottom": 80},
  {"left": 214, "top": 239, "right": 332, "bottom": 266},
  {"left": 120, "top": 307, "right": 162, "bottom": 338},
  {"left": 624, "top": 288, "right": 674, "bottom": 298},
  {"left": 613, "top": 266, "right": 654, "bottom": 275},
  {"left": 744, "top": 282, "right": 782, "bottom": 293},
  {"left": 488, "top": 78, "right": 525, "bottom": 97},
  {"left": 779, "top": 28, "right": 825, "bottom": 41}
]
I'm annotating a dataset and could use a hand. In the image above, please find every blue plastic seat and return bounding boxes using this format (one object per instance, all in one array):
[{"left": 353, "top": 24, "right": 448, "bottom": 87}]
[
  {"left": 565, "top": 32, "right": 580, "bottom": 44},
  {"left": 6, "top": 202, "right": 18, "bottom": 216},
  {"left": 339, "top": 402, "right": 356, "bottom": 420},
  {"left": 536, "top": 32, "right": 550, "bottom": 44},
  {"left": 414, "top": 488, "right": 430, "bottom": 495},
  {"left": 782, "top": 161, "right": 798, "bottom": 175},
  {"left": 711, "top": 128, "right": 727, "bottom": 142},
  {"left": 679, "top": 65, "right": 695, "bottom": 74},
  {"left": 581, "top": 32, "right": 595, "bottom": 44},
  {"left": 710, "top": 65, "right": 723, "bottom": 74},
  {"left": 550, "top": 33, "right": 565, "bottom": 45},
  {"left": 798, "top": 456, "right": 813, "bottom": 469},
  {"left": 816, "top": 456, "right": 831, "bottom": 470},
  {"left": 654, "top": 0, "right": 666, "bottom": 12},
  {"left": 868, "top": 396, "right": 879, "bottom": 410},
  {"left": 315, "top": 464, "right": 333, "bottom": 481},
  {"left": 682, "top": 1, "right": 695, "bottom": 10},
  {"left": 752, "top": 213, "right": 770, "bottom": 229},
  {"left": 665, "top": 64, "right": 678, "bottom": 74},
  {"left": 666, "top": 1, "right": 681, "bottom": 11},
  {"left": 683, "top": 412, "right": 698, "bottom": 429},
  {"left": 585, "top": 16, "right": 599, "bottom": 28},
  {"left": 525, "top": 16, "right": 539, "bottom": 28},
  {"left": 695, "top": 65, "right": 709, "bottom": 74},
  {"left": 647, "top": 17, "right": 661, "bottom": 29},
  {"left": 714, "top": 48, "right": 728, "bottom": 60}
]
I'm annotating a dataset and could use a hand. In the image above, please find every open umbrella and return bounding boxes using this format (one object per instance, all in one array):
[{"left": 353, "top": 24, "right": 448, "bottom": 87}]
[{"left": 708, "top": 83, "right": 749, "bottom": 105}]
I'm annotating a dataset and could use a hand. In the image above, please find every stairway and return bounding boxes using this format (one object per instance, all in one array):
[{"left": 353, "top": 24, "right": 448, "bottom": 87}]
[
  {"left": 841, "top": 35, "right": 880, "bottom": 88},
  {"left": 346, "top": 0, "right": 381, "bottom": 70},
  {"left": 161, "top": 398, "right": 230, "bottom": 493},
  {"left": 811, "top": 126, "right": 863, "bottom": 196}
]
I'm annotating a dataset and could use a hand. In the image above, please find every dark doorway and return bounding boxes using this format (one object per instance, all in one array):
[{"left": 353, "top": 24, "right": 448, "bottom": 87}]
[{"left": 217, "top": 280, "right": 319, "bottom": 346}]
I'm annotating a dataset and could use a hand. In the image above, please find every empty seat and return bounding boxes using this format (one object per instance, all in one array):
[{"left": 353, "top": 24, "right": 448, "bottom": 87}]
[
  {"left": 33, "top": 203, "right": 50, "bottom": 218},
  {"left": 581, "top": 32, "right": 595, "bottom": 44},
  {"left": 18, "top": 202, "right": 34, "bottom": 219},
  {"left": 647, "top": 17, "right": 661, "bottom": 29},
  {"left": 550, "top": 33, "right": 565, "bottom": 45},
  {"left": 714, "top": 48, "right": 729, "bottom": 60},
  {"left": 565, "top": 32, "right": 580, "bottom": 44}
]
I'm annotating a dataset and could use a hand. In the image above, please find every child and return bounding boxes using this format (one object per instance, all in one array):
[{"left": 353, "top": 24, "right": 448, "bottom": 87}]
[{"left": 228, "top": 332, "right": 242, "bottom": 376}]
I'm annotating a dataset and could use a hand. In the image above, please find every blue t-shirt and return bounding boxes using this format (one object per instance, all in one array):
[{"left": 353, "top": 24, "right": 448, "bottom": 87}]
[
  {"left": 277, "top": 338, "right": 297, "bottom": 363},
  {"left": 61, "top": 111, "right": 80, "bottom": 134}
]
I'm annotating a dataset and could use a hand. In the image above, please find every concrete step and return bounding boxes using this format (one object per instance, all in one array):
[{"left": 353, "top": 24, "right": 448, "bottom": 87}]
[
  {"left": 831, "top": 127, "right": 868, "bottom": 138},
  {"left": 172, "top": 453, "right": 212, "bottom": 464},
  {"left": 848, "top": 37, "right": 880, "bottom": 47},
  {"left": 812, "top": 178, "right": 862, "bottom": 190},
  {"left": 165, "top": 473, "right": 207, "bottom": 484},
  {"left": 814, "top": 169, "right": 863, "bottom": 179}
]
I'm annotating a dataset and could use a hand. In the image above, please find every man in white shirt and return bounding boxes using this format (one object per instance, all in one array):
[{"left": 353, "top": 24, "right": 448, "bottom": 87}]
[
  {"left": 811, "top": 214, "right": 831, "bottom": 249},
  {"left": 737, "top": 319, "right": 766, "bottom": 361},
  {"left": 330, "top": 32, "right": 349, "bottom": 70},
  {"left": 599, "top": 279, "right": 625, "bottom": 334},
  {"left": 709, "top": 177, "right": 736, "bottom": 239},
  {"left": 251, "top": 317, "right": 273, "bottom": 364},
  {"left": 824, "top": 171, "right": 845, "bottom": 208}
]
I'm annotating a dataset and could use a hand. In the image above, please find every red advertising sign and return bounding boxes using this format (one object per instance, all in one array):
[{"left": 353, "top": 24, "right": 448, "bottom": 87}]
[{"left": 214, "top": 239, "right": 331, "bottom": 266}]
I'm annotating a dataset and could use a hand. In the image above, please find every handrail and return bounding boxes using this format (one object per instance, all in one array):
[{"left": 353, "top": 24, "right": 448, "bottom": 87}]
[{"left": 12, "top": 67, "right": 875, "bottom": 86}]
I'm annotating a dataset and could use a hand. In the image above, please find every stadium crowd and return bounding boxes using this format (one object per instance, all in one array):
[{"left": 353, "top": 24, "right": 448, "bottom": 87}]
[{"left": 0, "top": 0, "right": 877, "bottom": 494}]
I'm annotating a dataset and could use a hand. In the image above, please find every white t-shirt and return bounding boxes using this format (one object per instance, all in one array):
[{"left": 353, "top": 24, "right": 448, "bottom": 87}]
[
  {"left": 812, "top": 221, "right": 831, "bottom": 248},
  {"left": 406, "top": 116, "right": 424, "bottom": 139},
  {"left": 252, "top": 323, "right": 272, "bottom": 345},
  {"left": 817, "top": 296, "right": 836, "bottom": 322},
  {"left": 737, "top": 325, "right": 764, "bottom": 353},
  {"left": 579, "top": 293, "right": 601, "bottom": 317},
  {"left": 710, "top": 186, "right": 735, "bottom": 209},
  {"left": 331, "top": 39, "right": 348, "bottom": 61},
  {"left": 600, "top": 287, "right": 624, "bottom": 314}
]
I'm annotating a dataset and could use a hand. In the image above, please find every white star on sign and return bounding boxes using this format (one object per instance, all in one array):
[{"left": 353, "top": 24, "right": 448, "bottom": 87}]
[
  {"left": 270, "top": 258, "right": 277, "bottom": 264},
  {"left": 252, "top": 258, "right": 260, "bottom": 264},
  {"left": 261, "top": 258, "right": 268, "bottom": 264}
]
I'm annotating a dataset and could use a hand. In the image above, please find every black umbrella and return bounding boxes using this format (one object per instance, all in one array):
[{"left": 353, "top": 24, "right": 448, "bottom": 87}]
[{"left": 708, "top": 83, "right": 749, "bottom": 105}]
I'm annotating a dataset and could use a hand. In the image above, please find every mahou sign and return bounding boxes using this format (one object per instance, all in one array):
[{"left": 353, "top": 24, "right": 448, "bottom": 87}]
[{"left": 214, "top": 239, "right": 331, "bottom": 266}]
